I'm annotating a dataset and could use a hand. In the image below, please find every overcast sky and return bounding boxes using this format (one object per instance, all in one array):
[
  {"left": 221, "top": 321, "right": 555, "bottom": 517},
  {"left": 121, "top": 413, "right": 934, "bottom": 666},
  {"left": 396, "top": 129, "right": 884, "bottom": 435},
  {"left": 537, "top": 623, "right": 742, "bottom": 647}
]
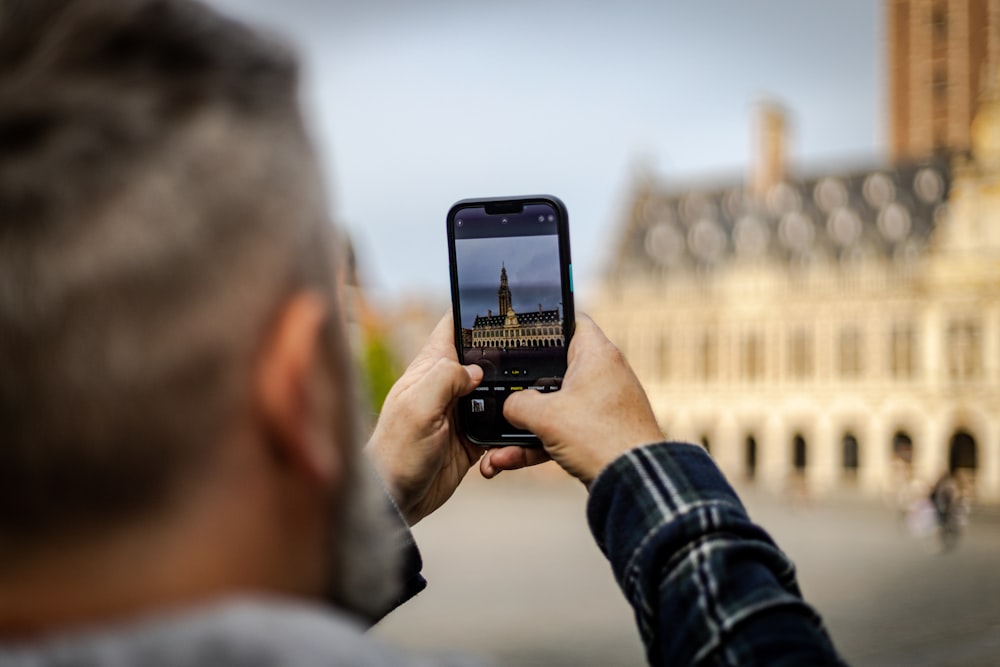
[{"left": 207, "top": 0, "right": 881, "bottom": 305}]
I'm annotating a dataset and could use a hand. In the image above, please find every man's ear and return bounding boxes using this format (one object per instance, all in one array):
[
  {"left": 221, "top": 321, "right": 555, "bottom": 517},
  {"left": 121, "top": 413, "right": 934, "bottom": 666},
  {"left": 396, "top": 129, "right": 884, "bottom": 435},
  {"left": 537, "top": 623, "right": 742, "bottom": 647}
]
[{"left": 253, "top": 291, "right": 339, "bottom": 483}]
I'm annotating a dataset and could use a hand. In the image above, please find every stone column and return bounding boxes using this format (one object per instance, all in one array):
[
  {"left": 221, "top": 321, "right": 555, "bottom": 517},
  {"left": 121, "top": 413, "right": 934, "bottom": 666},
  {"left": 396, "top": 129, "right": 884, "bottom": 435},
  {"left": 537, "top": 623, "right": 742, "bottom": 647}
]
[
  {"left": 714, "top": 411, "right": 741, "bottom": 482},
  {"left": 809, "top": 413, "right": 838, "bottom": 496},
  {"left": 761, "top": 413, "right": 787, "bottom": 491},
  {"left": 979, "top": 415, "right": 1000, "bottom": 503},
  {"left": 918, "top": 408, "right": 948, "bottom": 484},
  {"left": 862, "top": 408, "right": 888, "bottom": 497}
]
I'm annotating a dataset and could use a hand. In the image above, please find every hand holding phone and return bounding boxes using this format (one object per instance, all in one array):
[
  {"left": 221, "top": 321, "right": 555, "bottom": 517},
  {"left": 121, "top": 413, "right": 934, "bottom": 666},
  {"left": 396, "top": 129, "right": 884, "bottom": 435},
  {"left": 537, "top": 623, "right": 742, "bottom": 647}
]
[
  {"left": 367, "top": 313, "right": 487, "bottom": 525},
  {"left": 446, "top": 195, "right": 575, "bottom": 446}
]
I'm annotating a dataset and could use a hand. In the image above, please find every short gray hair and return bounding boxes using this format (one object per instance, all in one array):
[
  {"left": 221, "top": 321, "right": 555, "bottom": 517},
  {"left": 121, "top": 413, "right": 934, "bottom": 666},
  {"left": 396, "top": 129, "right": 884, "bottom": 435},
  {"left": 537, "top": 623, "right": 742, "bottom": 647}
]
[{"left": 0, "top": 0, "right": 339, "bottom": 543}]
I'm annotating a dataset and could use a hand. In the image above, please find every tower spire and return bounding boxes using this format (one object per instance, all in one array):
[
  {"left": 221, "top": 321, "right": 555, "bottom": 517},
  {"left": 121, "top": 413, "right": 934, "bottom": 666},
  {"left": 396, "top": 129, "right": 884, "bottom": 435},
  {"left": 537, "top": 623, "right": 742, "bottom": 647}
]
[{"left": 498, "top": 262, "right": 512, "bottom": 315}]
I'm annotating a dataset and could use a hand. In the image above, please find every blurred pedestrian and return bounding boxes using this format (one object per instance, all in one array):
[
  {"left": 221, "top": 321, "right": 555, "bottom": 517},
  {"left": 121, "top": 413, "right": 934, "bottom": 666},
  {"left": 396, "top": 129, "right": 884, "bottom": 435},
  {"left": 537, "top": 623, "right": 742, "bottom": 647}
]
[{"left": 930, "top": 472, "right": 962, "bottom": 551}]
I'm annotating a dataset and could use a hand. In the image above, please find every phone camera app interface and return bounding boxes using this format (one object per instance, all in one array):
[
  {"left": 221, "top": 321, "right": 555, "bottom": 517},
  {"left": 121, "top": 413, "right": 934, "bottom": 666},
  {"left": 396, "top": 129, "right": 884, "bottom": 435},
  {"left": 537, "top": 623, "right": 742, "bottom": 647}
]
[{"left": 452, "top": 202, "right": 567, "bottom": 439}]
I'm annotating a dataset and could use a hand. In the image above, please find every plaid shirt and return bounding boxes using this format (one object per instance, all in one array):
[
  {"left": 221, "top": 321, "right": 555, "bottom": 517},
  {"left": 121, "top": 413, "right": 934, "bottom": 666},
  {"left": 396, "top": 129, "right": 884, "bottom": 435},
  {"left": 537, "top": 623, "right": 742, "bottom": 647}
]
[{"left": 587, "top": 442, "right": 847, "bottom": 667}]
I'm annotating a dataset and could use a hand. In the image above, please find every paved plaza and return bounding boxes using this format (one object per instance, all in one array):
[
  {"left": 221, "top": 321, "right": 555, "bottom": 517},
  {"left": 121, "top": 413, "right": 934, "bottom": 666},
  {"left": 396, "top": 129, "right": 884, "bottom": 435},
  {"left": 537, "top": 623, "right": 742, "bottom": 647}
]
[{"left": 373, "top": 465, "right": 1000, "bottom": 667}]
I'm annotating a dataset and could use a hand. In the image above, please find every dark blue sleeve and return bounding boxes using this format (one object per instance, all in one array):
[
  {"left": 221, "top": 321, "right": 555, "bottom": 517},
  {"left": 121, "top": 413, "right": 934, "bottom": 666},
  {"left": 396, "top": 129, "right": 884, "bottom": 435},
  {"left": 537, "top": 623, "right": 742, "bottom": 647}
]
[
  {"left": 587, "top": 442, "right": 847, "bottom": 666},
  {"left": 367, "top": 500, "right": 427, "bottom": 626},
  {"left": 385, "top": 523, "right": 428, "bottom": 615}
]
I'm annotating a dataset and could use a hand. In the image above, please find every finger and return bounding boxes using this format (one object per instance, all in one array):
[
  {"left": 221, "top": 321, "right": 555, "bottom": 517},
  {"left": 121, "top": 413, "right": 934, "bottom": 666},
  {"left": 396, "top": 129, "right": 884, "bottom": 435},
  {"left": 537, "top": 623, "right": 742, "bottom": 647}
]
[
  {"left": 502, "top": 388, "right": 545, "bottom": 431},
  {"left": 481, "top": 446, "right": 551, "bottom": 478},
  {"left": 463, "top": 363, "right": 484, "bottom": 384},
  {"left": 409, "top": 357, "right": 482, "bottom": 418}
]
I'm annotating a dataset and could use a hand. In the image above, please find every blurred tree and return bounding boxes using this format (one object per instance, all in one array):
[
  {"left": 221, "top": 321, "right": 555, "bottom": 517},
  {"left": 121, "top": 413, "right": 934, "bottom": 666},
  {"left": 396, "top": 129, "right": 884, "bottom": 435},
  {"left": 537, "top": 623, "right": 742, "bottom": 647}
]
[
  {"left": 361, "top": 327, "right": 398, "bottom": 413},
  {"left": 336, "top": 230, "right": 401, "bottom": 414}
]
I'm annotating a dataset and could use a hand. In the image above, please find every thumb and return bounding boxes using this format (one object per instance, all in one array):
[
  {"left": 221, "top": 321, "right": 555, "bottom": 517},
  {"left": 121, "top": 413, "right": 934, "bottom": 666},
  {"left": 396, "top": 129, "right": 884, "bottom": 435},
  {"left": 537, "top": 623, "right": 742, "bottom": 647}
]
[
  {"left": 502, "top": 388, "right": 548, "bottom": 433},
  {"left": 411, "top": 358, "right": 483, "bottom": 416}
]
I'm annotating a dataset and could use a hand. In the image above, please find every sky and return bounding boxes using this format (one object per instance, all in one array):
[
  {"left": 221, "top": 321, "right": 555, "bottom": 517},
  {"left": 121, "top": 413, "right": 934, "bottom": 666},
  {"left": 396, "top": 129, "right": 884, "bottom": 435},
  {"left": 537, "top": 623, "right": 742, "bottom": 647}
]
[{"left": 207, "top": 0, "right": 882, "bottom": 305}]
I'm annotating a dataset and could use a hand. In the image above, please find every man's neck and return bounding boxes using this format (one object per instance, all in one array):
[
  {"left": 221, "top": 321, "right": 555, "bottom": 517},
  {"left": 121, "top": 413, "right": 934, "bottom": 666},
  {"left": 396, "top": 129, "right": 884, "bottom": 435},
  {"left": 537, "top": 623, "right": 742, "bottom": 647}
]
[{"left": 0, "top": 461, "right": 320, "bottom": 639}]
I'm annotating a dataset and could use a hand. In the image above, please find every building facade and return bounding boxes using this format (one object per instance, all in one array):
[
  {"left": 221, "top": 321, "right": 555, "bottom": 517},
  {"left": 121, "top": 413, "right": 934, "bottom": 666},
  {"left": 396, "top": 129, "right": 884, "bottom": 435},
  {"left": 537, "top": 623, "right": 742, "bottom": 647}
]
[
  {"left": 465, "top": 265, "right": 564, "bottom": 349},
  {"left": 592, "top": 72, "right": 1000, "bottom": 503}
]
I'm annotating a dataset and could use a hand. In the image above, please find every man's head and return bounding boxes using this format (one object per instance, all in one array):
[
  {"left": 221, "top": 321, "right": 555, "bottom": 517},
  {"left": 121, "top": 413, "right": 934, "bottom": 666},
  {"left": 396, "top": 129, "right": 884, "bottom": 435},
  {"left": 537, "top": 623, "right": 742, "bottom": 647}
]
[{"left": 0, "top": 0, "right": 396, "bottom": 629}]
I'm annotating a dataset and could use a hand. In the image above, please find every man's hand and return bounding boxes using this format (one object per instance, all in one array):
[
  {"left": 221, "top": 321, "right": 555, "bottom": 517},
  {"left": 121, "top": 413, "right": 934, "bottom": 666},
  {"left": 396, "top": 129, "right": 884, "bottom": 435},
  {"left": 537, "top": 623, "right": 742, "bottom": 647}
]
[
  {"left": 486, "top": 314, "right": 663, "bottom": 487},
  {"left": 366, "top": 313, "right": 487, "bottom": 525}
]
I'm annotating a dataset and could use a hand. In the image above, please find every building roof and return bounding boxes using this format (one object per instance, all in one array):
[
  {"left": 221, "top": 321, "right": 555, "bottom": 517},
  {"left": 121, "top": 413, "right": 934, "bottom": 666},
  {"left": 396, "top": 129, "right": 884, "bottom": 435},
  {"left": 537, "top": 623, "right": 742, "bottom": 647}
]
[
  {"left": 473, "top": 309, "right": 561, "bottom": 328},
  {"left": 612, "top": 157, "right": 952, "bottom": 276}
]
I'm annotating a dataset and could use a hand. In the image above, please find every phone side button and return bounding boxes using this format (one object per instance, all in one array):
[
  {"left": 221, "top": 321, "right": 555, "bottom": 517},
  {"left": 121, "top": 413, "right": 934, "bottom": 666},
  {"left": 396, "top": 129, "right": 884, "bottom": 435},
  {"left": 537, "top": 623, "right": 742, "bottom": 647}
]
[{"left": 569, "top": 263, "right": 574, "bottom": 293}]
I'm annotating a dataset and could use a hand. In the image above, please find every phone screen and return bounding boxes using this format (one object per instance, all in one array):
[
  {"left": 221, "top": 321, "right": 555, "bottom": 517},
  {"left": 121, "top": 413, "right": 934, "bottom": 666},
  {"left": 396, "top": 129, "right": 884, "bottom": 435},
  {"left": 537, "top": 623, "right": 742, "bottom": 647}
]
[{"left": 447, "top": 196, "right": 574, "bottom": 446}]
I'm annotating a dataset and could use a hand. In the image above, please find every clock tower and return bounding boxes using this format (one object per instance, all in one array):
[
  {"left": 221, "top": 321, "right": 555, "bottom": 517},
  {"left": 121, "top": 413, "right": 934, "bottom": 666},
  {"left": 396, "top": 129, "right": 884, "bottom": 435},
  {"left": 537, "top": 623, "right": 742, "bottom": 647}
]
[{"left": 498, "top": 263, "right": 512, "bottom": 315}]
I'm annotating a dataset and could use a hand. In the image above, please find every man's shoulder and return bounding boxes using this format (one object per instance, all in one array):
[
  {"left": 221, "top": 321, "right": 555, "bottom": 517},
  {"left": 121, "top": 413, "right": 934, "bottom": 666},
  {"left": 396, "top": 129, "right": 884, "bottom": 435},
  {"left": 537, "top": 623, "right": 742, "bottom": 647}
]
[{"left": 0, "top": 599, "right": 486, "bottom": 667}]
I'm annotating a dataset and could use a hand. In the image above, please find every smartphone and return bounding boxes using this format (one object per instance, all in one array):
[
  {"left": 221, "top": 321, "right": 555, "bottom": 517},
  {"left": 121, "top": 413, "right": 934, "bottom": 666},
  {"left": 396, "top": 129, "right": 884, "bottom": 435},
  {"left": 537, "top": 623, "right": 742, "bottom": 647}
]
[{"left": 446, "top": 195, "right": 575, "bottom": 446}]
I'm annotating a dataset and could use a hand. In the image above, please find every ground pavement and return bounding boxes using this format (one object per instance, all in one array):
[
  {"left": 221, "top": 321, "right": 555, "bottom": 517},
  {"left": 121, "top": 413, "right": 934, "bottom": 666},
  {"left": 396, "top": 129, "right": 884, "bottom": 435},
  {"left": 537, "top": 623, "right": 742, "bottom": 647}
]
[{"left": 372, "top": 464, "right": 1000, "bottom": 667}]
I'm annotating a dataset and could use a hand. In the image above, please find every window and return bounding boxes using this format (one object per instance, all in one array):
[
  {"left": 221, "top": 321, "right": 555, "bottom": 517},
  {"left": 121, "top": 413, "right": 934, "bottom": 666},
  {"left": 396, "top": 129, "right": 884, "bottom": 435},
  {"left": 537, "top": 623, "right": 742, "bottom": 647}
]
[
  {"left": 838, "top": 326, "right": 863, "bottom": 379},
  {"left": 933, "top": 122, "right": 948, "bottom": 154},
  {"left": 949, "top": 431, "right": 977, "bottom": 473},
  {"left": 890, "top": 324, "right": 917, "bottom": 379},
  {"left": 657, "top": 335, "right": 671, "bottom": 381},
  {"left": 793, "top": 434, "right": 807, "bottom": 472},
  {"left": 933, "top": 70, "right": 948, "bottom": 98},
  {"left": 932, "top": 5, "right": 947, "bottom": 41},
  {"left": 947, "top": 319, "right": 982, "bottom": 381},
  {"left": 745, "top": 436, "right": 758, "bottom": 481},
  {"left": 741, "top": 332, "right": 763, "bottom": 382},
  {"left": 789, "top": 329, "right": 813, "bottom": 380},
  {"left": 893, "top": 431, "right": 913, "bottom": 465},
  {"left": 696, "top": 330, "right": 717, "bottom": 381},
  {"left": 842, "top": 433, "right": 860, "bottom": 479}
]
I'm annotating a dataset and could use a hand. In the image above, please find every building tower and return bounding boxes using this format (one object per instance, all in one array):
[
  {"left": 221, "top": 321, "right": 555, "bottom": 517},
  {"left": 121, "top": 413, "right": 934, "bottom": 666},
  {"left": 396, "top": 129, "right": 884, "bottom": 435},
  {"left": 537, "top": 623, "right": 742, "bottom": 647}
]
[
  {"left": 888, "top": 0, "right": 1000, "bottom": 161},
  {"left": 750, "top": 100, "right": 789, "bottom": 198},
  {"left": 498, "top": 263, "right": 512, "bottom": 315}
]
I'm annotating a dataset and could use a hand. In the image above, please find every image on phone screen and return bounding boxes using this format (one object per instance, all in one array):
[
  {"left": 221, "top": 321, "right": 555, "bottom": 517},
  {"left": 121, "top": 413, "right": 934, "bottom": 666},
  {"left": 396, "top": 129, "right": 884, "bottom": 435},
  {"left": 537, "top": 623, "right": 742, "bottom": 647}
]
[{"left": 447, "top": 197, "right": 573, "bottom": 445}]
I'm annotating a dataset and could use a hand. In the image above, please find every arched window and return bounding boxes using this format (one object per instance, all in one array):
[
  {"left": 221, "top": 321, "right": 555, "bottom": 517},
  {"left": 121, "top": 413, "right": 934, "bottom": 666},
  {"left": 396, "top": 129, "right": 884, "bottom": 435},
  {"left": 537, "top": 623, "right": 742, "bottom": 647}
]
[
  {"left": 842, "top": 433, "right": 859, "bottom": 479},
  {"left": 949, "top": 430, "right": 977, "bottom": 473},
  {"left": 793, "top": 434, "right": 807, "bottom": 472},
  {"left": 745, "top": 435, "right": 757, "bottom": 481},
  {"left": 892, "top": 431, "right": 913, "bottom": 465}
]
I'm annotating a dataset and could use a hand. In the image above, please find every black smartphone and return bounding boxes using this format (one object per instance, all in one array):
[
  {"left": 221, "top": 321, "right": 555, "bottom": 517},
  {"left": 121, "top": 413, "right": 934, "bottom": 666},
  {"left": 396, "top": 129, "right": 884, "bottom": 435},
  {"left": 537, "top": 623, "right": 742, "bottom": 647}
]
[{"left": 446, "top": 195, "right": 575, "bottom": 446}]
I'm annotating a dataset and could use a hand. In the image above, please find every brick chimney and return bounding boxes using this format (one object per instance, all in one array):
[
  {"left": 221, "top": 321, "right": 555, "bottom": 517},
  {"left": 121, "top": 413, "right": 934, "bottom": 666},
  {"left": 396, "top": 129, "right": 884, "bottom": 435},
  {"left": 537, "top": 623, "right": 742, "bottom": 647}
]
[{"left": 751, "top": 100, "right": 789, "bottom": 199}]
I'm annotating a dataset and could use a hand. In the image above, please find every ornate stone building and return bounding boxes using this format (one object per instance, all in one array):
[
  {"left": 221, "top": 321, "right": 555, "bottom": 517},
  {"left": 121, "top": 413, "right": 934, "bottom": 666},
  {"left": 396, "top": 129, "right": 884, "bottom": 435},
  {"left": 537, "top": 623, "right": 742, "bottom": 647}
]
[
  {"left": 465, "top": 264, "right": 564, "bottom": 349},
  {"left": 592, "top": 5, "right": 1000, "bottom": 503}
]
